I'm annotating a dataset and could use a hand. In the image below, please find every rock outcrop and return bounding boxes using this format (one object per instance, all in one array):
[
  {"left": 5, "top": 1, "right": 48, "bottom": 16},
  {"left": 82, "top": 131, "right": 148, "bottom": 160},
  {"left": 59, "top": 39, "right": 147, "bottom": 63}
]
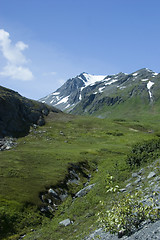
[
  {"left": 39, "top": 161, "right": 95, "bottom": 215},
  {"left": 0, "top": 85, "right": 61, "bottom": 137}
]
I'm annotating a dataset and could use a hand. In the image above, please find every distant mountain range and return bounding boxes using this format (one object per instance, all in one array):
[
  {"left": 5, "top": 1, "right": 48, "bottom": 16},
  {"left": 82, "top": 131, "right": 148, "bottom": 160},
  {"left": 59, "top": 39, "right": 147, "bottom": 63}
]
[{"left": 40, "top": 68, "right": 160, "bottom": 118}]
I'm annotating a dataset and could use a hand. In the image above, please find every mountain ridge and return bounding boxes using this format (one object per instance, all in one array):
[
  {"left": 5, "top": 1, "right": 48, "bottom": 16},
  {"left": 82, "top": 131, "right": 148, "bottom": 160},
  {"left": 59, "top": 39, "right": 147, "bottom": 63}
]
[{"left": 40, "top": 68, "right": 159, "bottom": 118}]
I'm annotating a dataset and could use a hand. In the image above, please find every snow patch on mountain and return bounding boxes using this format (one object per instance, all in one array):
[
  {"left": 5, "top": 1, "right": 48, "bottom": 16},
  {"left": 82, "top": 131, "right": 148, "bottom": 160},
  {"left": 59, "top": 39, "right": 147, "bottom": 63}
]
[
  {"left": 82, "top": 73, "right": 106, "bottom": 87},
  {"left": 50, "top": 99, "right": 54, "bottom": 104},
  {"left": 99, "top": 86, "right": 105, "bottom": 93},
  {"left": 147, "top": 81, "right": 154, "bottom": 100},
  {"left": 103, "top": 77, "right": 111, "bottom": 82},
  {"left": 52, "top": 92, "right": 60, "bottom": 95},
  {"left": 146, "top": 68, "right": 153, "bottom": 72},
  {"left": 152, "top": 72, "right": 158, "bottom": 77},
  {"left": 55, "top": 95, "right": 69, "bottom": 105},
  {"left": 64, "top": 104, "right": 71, "bottom": 109},
  {"left": 105, "top": 79, "right": 118, "bottom": 86},
  {"left": 119, "top": 86, "right": 126, "bottom": 89},
  {"left": 79, "top": 94, "right": 82, "bottom": 101},
  {"left": 79, "top": 86, "right": 85, "bottom": 101},
  {"left": 141, "top": 79, "right": 148, "bottom": 82},
  {"left": 132, "top": 72, "right": 138, "bottom": 76}
]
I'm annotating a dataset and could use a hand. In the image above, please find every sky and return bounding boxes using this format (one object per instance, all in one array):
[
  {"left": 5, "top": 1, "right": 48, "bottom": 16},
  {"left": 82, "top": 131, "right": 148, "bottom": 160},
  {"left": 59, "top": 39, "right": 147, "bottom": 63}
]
[{"left": 0, "top": 0, "right": 160, "bottom": 100}]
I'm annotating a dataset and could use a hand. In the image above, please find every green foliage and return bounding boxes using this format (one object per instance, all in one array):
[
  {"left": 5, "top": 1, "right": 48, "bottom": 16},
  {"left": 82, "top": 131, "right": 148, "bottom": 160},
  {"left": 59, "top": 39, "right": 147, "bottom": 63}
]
[
  {"left": 126, "top": 139, "right": 160, "bottom": 167},
  {"left": 98, "top": 175, "right": 160, "bottom": 237},
  {"left": 98, "top": 191, "right": 160, "bottom": 237},
  {"left": 0, "top": 199, "right": 42, "bottom": 239},
  {"left": 105, "top": 174, "right": 119, "bottom": 193},
  {"left": 0, "top": 114, "right": 159, "bottom": 239}
]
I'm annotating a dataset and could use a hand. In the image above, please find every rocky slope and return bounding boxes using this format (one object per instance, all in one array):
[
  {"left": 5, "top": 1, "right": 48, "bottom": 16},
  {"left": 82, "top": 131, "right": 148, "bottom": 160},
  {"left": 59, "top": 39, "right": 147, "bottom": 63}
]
[
  {"left": 40, "top": 68, "right": 160, "bottom": 117},
  {"left": 85, "top": 220, "right": 160, "bottom": 240},
  {"left": 85, "top": 159, "right": 160, "bottom": 239},
  {"left": 0, "top": 85, "right": 61, "bottom": 137}
]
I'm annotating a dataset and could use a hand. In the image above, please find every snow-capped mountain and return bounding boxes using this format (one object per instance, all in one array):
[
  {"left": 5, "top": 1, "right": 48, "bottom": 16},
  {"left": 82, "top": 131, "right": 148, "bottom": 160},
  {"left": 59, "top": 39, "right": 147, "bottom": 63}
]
[
  {"left": 40, "top": 68, "right": 160, "bottom": 117},
  {"left": 40, "top": 72, "right": 107, "bottom": 111}
]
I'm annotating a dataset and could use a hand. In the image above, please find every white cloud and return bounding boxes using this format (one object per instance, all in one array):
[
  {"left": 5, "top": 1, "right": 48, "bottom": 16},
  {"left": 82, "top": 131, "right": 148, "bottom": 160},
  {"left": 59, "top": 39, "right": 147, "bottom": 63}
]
[
  {"left": 43, "top": 71, "right": 57, "bottom": 76},
  {"left": 50, "top": 71, "right": 57, "bottom": 76},
  {"left": 0, "top": 29, "right": 33, "bottom": 81},
  {"left": 1, "top": 64, "right": 33, "bottom": 81}
]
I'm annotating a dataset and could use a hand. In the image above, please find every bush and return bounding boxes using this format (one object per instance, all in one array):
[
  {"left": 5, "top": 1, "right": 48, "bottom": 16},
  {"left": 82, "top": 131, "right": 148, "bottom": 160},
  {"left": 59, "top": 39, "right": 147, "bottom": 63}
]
[
  {"left": 98, "top": 191, "right": 160, "bottom": 237},
  {"left": 0, "top": 201, "right": 42, "bottom": 239},
  {"left": 97, "top": 175, "right": 160, "bottom": 237},
  {"left": 126, "top": 139, "right": 160, "bottom": 167}
]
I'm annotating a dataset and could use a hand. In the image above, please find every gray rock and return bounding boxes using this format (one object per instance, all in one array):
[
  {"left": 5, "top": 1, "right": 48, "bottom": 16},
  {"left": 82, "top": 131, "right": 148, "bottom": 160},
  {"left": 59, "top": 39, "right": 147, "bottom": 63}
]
[
  {"left": 119, "top": 188, "right": 126, "bottom": 192},
  {"left": 47, "top": 205, "right": 54, "bottom": 212},
  {"left": 69, "top": 170, "right": 80, "bottom": 180},
  {"left": 37, "top": 116, "right": 45, "bottom": 126},
  {"left": 134, "top": 177, "right": 141, "bottom": 184},
  {"left": 154, "top": 176, "right": 160, "bottom": 182},
  {"left": 85, "top": 220, "right": 160, "bottom": 239},
  {"left": 138, "top": 168, "right": 145, "bottom": 175},
  {"left": 67, "top": 178, "right": 80, "bottom": 185},
  {"left": 59, "top": 218, "right": 72, "bottom": 227},
  {"left": 132, "top": 173, "right": 138, "bottom": 178},
  {"left": 150, "top": 181, "right": 155, "bottom": 186},
  {"left": 153, "top": 186, "right": 160, "bottom": 193},
  {"left": 75, "top": 184, "right": 95, "bottom": 198},
  {"left": 19, "top": 234, "right": 26, "bottom": 239},
  {"left": 5, "top": 145, "right": 11, "bottom": 150},
  {"left": 147, "top": 172, "right": 156, "bottom": 179},
  {"left": 0, "top": 137, "right": 16, "bottom": 151},
  {"left": 48, "top": 188, "right": 59, "bottom": 198},
  {"left": 126, "top": 183, "right": 132, "bottom": 188},
  {"left": 59, "top": 193, "right": 68, "bottom": 201}
]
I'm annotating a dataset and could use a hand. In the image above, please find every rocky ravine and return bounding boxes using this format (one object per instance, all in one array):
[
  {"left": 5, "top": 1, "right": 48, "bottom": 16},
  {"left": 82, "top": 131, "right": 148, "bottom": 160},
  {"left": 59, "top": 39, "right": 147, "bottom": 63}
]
[
  {"left": 85, "top": 159, "right": 160, "bottom": 240},
  {"left": 39, "top": 161, "right": 96, "bottom": 216}
]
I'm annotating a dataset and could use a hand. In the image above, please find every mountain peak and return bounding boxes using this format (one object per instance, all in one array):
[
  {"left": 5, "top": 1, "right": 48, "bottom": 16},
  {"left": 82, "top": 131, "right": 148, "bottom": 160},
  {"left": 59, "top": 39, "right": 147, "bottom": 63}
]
[
  {"left": 137, "top": 68, "right": 153, "bottom": 73},
  {"left": 40, "top": 68, "right": 160, "bottom": 114},
  {"left": 78, "top": 73, "right": 107, "bottom": 87}
]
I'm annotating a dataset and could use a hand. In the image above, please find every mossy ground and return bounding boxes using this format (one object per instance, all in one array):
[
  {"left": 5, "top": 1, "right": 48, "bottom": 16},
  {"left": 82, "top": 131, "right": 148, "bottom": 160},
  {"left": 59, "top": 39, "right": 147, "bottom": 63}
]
[{"left": 1, "top": 111, "right": 160, "bottom": 239}]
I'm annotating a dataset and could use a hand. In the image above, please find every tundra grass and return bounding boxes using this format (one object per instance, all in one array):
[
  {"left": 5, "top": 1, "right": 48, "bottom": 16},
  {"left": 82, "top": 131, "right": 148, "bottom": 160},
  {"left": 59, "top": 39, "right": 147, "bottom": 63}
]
[{"left": 0, "top": 112, "right": 160, "bottom": 239}]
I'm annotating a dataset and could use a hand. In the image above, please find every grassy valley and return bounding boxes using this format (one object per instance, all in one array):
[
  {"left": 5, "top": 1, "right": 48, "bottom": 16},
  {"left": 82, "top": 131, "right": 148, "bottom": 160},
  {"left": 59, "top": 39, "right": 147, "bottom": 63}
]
[{"left": 1, "top": 110, "right": 160, "bottom": 239}]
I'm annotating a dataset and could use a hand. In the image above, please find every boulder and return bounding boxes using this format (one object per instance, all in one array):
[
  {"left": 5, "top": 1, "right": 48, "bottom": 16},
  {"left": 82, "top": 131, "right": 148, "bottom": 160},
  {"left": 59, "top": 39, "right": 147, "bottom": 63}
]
[
  {"left": 59, "top": 218, "right": 72, "bottom": 227},
  {"left": 75, "top": 184, "right": 95, "bottom": 198},
  {"left": 48, "top": 188, "right": 59, "bottom": 199},
  {"left": 147, "top": 172, "right": 156, "bottom": 179}
]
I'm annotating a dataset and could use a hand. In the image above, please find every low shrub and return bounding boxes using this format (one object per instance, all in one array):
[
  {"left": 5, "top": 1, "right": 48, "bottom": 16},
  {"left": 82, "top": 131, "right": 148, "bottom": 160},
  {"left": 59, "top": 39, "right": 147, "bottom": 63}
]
[
  {"left": 97, "top": 175, "right": 160, "bottom": 237},
  {"left": 0, "top": 201, "right": 42, "bottom": 239},
  {"left": 126, "top": 139, "right": 160, "bottom": 167}
]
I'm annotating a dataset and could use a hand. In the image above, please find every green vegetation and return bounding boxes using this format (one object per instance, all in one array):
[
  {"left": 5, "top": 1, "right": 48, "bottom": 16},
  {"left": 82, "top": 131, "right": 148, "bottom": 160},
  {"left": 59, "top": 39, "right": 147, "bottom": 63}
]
[
  {"left": 127, "top": 139, "right": 160, "bottom": 167},
  {"left": 1, "top": 111, "right": 160, "bottom": 239},
  {"left": 98, "top": 175, "right": 160, "bottom": 237}
]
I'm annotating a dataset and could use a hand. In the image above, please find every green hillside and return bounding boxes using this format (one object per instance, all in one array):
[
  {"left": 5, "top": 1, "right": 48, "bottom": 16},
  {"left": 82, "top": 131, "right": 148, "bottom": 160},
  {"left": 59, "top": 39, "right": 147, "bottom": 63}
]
[
  {"left": 71, "top": 74, "right": 160, "bottom": 120},
  {"left": 1, "top": 110, "right": 160, "bottom": 240}
]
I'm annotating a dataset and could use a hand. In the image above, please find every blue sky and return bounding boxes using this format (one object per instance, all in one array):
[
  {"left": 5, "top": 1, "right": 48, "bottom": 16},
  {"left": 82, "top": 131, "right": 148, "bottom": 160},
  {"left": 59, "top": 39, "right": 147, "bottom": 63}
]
[{"left": 0, "top": 0, "right": 160, "bottom": 99}]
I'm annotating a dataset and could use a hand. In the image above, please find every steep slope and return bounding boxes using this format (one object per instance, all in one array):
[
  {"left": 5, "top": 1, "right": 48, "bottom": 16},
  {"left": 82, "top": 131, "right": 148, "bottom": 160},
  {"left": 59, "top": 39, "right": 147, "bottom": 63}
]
[
  {"left": 0, "top": 85, "right": 61, "bottom": 137},
  {"left": 40, "top": 68, "right": 160, "bottom": 118},
  {"left": 39, "top": 73, "right": 107, "bottom": 111}
]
